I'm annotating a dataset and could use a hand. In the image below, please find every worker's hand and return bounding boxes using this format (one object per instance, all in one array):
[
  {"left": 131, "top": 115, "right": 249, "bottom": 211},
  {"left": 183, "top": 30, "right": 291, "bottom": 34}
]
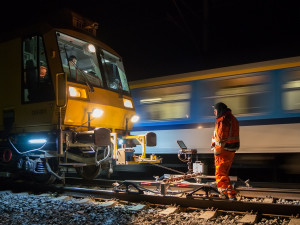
[
  {"left": 211, "top": 142, "right": 215, "bottom": 151},
  {"left": 214, "top": 149, "right": 220, "bottom": 155},
  {"left": 214, "top": 145, "right": 222, "bottom": 155}
]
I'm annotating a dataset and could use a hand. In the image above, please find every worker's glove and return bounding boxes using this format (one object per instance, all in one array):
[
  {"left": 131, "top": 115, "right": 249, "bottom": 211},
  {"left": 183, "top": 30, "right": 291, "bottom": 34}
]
[
  {"left": 214, "top": 149, "right": 220, "bottom": 155},
  {"left": 211, "top": 143, "right": 215, "bottom": 151},
  {"left": 214, "top": 145, "right": 222, "bottom": 155}
]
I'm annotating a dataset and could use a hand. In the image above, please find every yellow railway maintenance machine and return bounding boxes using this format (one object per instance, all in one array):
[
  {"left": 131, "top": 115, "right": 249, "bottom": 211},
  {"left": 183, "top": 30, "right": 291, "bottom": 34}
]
[{"left": 0, "top": 9, "right": 161, "bottom": 183}]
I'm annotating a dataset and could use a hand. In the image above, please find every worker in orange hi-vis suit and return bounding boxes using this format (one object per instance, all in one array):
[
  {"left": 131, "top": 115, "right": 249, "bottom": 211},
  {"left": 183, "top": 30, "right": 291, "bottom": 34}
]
[{"left": 211, "top": 102, "right": 240, "bottom": 200}]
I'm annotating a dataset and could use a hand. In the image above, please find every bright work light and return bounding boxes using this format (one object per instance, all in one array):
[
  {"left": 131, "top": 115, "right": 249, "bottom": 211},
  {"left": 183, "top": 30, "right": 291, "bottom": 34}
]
[
  {"left": 28, "top": 139, "right": 47, "bottom": 144},
  {"left": 88, "top": 44, "right": 96, "bottom": 53},
  {"left": 130, "top": 115, "right": 140, "bottom": 123},
  {"left": 123, "top": 99, "right": 133, "bottom": 108},
  {"left": 69, "top": 86, "right": 87, "bottom": 98},
  {"left": 92, "top": 108, "right": 104, "bottom": 118}
]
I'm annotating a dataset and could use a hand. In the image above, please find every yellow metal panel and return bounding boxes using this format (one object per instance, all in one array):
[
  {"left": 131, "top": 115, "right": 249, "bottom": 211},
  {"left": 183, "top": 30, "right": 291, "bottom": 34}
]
[{"left": 65, "top": 82, "right": 136, "bottom": 130}]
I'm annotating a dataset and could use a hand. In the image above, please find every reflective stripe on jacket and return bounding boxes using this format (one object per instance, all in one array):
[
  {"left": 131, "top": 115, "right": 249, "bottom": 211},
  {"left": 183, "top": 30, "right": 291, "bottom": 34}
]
[{"left": 211, "top": 109, "right": 240, "bottom": 155}]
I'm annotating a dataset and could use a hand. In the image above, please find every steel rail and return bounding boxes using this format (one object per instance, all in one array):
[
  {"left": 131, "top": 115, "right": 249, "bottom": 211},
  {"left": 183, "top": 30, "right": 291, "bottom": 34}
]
[
  {"left": 63, "top": 177, "right": 300, "bottom": 200},
  {"left": 237, "top": 187, "right": 300, "bottom": 200}
]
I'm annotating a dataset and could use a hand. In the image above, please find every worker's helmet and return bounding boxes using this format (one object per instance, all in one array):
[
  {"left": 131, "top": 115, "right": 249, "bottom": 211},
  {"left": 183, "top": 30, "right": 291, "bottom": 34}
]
[{"left": 213, "top": 102, "right": 228, "bottom": 118}]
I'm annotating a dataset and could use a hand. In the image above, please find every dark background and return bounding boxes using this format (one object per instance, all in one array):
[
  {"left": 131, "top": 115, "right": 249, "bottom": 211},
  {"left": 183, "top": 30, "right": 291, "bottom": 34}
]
[{"left": 2, "top": 0, "right": 300, "bottom": 81}]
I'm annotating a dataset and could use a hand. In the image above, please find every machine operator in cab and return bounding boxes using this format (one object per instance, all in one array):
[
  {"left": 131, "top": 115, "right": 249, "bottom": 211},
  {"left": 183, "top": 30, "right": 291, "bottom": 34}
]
[
  {"left": 211, "top": 102, "right": 240, "bottom": 200},
  {"left": 67, "top": 55, "right": 78, "bottom": 80}
]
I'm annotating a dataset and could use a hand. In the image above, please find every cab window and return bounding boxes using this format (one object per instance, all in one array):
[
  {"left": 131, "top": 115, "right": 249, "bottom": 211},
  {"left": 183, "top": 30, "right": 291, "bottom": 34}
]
[
  {"left": 22, "top": 36, "right": 54, "bottom": 103},
  {"left": 57, "top": 32, "right": 103, "bottom": 88},
  {"left": 100, "top": 50, "right": 130, "bottom": 92}
]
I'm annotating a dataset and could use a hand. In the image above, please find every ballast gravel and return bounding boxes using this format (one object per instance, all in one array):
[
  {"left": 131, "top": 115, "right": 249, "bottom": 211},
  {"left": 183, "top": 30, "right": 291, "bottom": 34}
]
[{"left": 0, "top": 191, "right": 294, "bottom": 225}]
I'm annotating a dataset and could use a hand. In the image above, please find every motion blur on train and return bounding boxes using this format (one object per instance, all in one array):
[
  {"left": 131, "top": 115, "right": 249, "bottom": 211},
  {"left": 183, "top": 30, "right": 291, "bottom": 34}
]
[
  {"left": 130, "top": 57, "right": 300, "bottom": 183},
  {"left": 0, "top": 9, "right": 160, "bottom": 183}
]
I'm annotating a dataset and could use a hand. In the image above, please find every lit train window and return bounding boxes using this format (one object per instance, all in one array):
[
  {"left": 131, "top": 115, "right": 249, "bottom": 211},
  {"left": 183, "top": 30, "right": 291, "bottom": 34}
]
[
  {"left": 22, "top": 36, "right": 54, "bottom": 103},
  {"left": 201, "top": 74, "right": 271, "bottom": 116},
  {"left": 282, "top": 69, "right": 300, "bottom": 111},
  {"left": 139, "top": 85, "right": 191, "bottom": 121},
  {"left": 57, "top": 32, "right": 103, "bottom": 88}
]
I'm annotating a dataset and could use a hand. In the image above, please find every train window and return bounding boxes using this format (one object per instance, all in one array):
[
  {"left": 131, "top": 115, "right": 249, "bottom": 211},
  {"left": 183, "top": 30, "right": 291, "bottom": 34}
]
[
  {"left": 57, "top": 32, "right": 103, "bottom": 88},
  {"left": 22, "top": 36, "right": 54, "bottom": 103},
  {"left": 282, "top": 69, "right": 300, "bottom": 111},
  {"left": 100, "top": 50, "right": 130, "bottom": 92},
  {"left": 139, "top": 84, "right": 191, "bottom": 121},
  {"left": 201, "top": 74, "right": 271, "bottom": 116}
]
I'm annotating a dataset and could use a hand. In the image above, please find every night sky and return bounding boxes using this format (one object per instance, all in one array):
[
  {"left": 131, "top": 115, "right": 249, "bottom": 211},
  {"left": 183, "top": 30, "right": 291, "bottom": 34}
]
[{"left": 2, "top": 0, "right": 300, "bottom": 81}]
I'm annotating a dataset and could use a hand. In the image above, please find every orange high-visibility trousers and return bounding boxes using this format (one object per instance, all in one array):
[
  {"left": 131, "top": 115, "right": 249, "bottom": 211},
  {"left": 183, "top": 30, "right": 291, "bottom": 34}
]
[{"left": 214, "top": 150, "right": 236, "bottom": 198}]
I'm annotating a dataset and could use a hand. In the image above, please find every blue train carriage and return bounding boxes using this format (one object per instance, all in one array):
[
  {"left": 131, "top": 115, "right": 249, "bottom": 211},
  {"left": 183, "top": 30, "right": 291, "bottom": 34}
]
[
  {"left": 129, "top": 57, "right": 300, "bottom": 182},
  {"left": 0, "top": 9, "right": 161, "bottom": 183}
]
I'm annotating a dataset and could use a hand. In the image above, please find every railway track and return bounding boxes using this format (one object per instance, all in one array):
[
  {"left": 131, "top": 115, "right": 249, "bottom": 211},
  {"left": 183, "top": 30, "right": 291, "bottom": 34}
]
[
  {"left": 32, "top": 192, "right": 300, "bottom": 224},
  {"left": 63, "top": 176, "right": 300, "bottom": 201},
  {"left": 1, "top": 184, "right": 300, "bottom": 224},
  {"left": 2, "top": 177, "right": 300, "bottom": 217},
  {"left": 60, "top": 185, "right": 300, "bottom": 216},
  {"left": 59, "top": 176, "right": 300, "bottom": 220}
]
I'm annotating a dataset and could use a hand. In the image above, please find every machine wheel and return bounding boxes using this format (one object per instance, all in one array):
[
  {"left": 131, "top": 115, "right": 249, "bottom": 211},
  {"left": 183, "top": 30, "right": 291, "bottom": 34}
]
[{"left": 75, "top": 165, "right": 102, "bottom": 180}]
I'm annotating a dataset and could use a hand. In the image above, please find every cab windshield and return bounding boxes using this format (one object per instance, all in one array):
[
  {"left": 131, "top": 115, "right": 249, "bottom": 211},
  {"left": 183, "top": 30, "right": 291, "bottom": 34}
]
[
  {"left": 57, "top": 32, "right": 130, "bottom": 93},
  {"left": 57, "top": 32, "right": 102, "bottom": 90},
  {"left": 101, "top": 50, "right": 130, "bottom": 92}
]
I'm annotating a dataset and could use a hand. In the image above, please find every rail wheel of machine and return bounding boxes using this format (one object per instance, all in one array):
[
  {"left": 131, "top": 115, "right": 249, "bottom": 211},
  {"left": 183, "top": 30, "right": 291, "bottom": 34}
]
[{"left": 75, "top": 165, "right": 101, "bottom": 180}]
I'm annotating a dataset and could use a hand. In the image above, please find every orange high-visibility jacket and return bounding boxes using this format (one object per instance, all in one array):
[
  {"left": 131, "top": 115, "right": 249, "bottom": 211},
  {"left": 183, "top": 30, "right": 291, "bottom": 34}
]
[{"left": 211, "top": 109, "right": 240, "bottom": 155}]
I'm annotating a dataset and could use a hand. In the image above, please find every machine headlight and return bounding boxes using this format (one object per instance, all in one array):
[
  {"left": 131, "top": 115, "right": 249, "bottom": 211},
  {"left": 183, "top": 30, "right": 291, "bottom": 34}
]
[
  {"left": 123, "top": 98, "right": 133, "bottom": 108},
  {"left": 69, "top": 86, "right": 87, "bottom": 98},
  {"left": 28, "top": 138, "right": 47, "bottom": 144},
  {"left": 130, "top": 115, "right": 140, "bottom": 123},
  {"left": 92, "top": 108, "right": 104, "bottom": 118},
  {"left": 87, "top": 44, "right": 96, "bottom": 53}
]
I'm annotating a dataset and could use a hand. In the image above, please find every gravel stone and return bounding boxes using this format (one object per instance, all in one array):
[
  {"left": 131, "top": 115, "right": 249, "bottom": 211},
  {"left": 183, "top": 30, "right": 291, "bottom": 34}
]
[{"left": 0, "top": 192, "right": 298, "bottom": 224}]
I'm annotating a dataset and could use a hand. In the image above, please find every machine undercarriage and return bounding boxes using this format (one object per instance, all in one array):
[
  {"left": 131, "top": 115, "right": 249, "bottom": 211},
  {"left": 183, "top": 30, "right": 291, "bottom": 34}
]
[{"left": 0, "top": 127, "right": 162, "bottom": 184}]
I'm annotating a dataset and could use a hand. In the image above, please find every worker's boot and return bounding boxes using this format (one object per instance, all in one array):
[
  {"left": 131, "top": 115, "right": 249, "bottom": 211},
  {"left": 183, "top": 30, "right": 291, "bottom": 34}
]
[
  {"left": 227, "top": 188, "right": 237, "bottom": 201},
  {"left": 218, "top": 188, "right": 228, "bottom": 199}
]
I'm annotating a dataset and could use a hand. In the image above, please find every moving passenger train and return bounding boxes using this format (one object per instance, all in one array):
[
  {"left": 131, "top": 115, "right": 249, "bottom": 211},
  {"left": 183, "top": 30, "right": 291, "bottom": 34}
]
[
  {"left": 0, "top": 9, "right": 159, "bottom": 183},
  {"left": 130, "top": 57, "right": 300, "bottom": 182}
]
